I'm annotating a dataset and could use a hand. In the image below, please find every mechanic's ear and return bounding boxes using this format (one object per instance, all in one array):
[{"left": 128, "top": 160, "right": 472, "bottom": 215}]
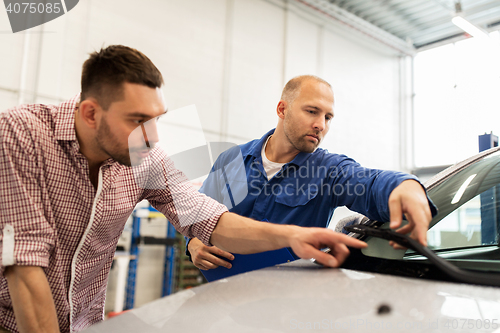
[{"left": 277, "top": 100, "right": 287, "bottom": 120}]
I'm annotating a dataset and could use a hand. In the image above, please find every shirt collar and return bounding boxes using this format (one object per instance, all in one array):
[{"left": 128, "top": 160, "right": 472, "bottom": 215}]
[
  {"left": 244, "top": 128, "right": 312, "bottom": 167},
  {"left": 54, "top": 94, "right": 80, "bottom": 142},
  {"left": 245, "top": 128, "right": 275, "bottom": 159},
  {"left": 289, "top": 151, "right": 312, "bottom": 167}
]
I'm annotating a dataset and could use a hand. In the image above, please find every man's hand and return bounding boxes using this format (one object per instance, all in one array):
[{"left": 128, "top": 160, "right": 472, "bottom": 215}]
[
  {"left": 287, "top": 226, "right": 368, "bottom": 267},
  {"left": 4, "top": 265, "right": 60, "bottom": 333},
  {"left": 188, "top": 237, "right": 234, "bottom": 270},
  {"left": 210, "top": 212, "right": 367, "bottom": 268},
  {"left": 388, "top": 179, "right": 432, "bottom": 249}
]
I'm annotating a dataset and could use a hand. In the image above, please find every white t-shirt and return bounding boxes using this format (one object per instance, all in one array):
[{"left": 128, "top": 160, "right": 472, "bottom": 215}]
[{"left": 261, "top": 136, "right": 286, "bottom": 180}]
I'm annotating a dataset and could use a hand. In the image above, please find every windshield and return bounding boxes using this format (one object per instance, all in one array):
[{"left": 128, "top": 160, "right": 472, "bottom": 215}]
[{"left": 426, "top": 151, "right": 500, "bottom": 251}]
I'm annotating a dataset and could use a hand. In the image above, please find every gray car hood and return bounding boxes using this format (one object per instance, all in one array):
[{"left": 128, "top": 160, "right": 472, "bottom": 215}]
[{"left": 84, "top": 260, "right": 500, "bottom": 333}]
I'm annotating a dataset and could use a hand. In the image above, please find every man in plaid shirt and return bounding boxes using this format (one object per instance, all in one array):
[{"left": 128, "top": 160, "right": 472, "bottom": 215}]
[{"left": 0, "top": 45, "right": 367, "bottom": 333}]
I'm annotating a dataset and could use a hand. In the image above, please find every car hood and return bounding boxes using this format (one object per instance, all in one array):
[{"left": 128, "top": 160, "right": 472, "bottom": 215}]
[{"left": 84, "top": 260, "right": 500, "bottom": 333}]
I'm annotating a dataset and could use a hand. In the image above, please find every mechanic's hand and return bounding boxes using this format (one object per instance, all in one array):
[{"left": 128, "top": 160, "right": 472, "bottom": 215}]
[
  {"left": 388, "top": 179, "right": 432, "bottom": 249},
  {"left": 188, "top": 237, "right": 234, "bottom": 270},
  {"left": 287, "top": 227, "right": 367, "bottom": 268}
]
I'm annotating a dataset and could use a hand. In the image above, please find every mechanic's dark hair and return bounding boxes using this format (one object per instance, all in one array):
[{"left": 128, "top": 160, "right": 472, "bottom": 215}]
[
  {"left": 281, "top": 75, "right": 332, "bottom": 106},
  {"left": 81, "top": 45, "right": 164, "bottom": 110}
]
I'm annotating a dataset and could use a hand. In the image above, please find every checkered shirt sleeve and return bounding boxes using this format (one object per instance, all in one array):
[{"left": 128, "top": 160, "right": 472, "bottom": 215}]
[
  {"left": 140, "top": 148, "right": 228, "bottom": 246},
  {"left": 0, "top": 109, "right": 56, "bottom": 275}
]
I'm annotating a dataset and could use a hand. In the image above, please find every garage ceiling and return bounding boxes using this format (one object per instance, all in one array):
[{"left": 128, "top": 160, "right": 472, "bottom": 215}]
[{"left": 325, "top": 0, "right": 500, "bottom": 49}]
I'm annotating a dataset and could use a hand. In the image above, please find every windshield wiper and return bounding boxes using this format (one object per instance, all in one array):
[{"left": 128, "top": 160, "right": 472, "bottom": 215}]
[{"left": 343, "top": 224, "right": 500, "bottom": 287}]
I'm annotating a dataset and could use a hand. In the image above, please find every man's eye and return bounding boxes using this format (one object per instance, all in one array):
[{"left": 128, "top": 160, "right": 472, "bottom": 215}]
[{"left": 133, "top": 119, "right": 144, "bottom": 124}]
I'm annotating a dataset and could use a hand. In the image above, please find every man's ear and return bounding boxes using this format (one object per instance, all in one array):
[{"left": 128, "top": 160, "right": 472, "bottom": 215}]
[
  {"left": 78, "top": 98, "right": 100, "bottom": 129},
  {"left": 277, "top": 100, "right": 287, "bottom": 120}
]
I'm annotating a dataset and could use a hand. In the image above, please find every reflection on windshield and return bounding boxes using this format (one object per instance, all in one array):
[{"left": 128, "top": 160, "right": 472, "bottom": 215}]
[
  {"left": 427, "top": 151, "right": 500, "bottom": 250},
  {"left": 428, "top": 196, "right": 482, "bottom": 249},
  {"left": 451, "top": 174, "right": 476, "bottom": 204}
]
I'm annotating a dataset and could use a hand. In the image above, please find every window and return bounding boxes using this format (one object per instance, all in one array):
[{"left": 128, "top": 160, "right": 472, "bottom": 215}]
[
  {"left": 426, "top": 151, "right": 500, "bottom": 250},
  {"left": 413, "top": 32, "right": 500, "bottom": 168}
]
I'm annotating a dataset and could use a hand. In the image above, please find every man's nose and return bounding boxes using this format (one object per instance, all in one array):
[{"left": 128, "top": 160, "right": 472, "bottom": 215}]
[
  {"left": 313, "top": 116, "right": 325, "bottom": 132},
  {"left": 142, "top": 120, "right": 160, "bottom": 147}
]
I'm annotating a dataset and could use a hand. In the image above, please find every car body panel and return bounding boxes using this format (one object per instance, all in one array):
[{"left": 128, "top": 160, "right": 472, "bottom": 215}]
[{"left": 84, "top": 260, "right": 500, "bottom": 333}]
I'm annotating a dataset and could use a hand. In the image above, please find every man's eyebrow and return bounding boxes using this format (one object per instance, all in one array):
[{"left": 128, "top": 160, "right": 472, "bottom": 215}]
[
  {"left": 303, "top": 105, "right": 334, "bottom": 116},
  {"left": 127, "top": 109, "right": 168, "bottom": 118}
]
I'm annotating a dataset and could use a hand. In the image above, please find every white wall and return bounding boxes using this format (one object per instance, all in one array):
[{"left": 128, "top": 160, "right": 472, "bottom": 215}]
[
  {"left": 0, "top": 0, "right": 408, "bottom": 308},
  {"left": 1, "top": 0, "right": 407, "bottom": 169}
]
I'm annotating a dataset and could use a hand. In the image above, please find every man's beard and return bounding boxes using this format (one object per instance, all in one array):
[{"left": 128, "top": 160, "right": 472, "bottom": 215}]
[
  {"left": 283, "top": 114, "right": 320, "bottom": 154},
  {"left": 95, "top": 116, "right": 132, "bottom": 166}
]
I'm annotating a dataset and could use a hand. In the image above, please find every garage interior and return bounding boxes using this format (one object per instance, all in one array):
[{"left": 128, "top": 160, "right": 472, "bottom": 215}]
[{"left": 1, "top": 0, "right": 500, "bottom": 319}]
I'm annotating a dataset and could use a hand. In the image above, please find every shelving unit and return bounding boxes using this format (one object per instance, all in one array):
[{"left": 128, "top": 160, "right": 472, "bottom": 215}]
[
  {"left": 124, "top": 205, "right": 179, "bottom": 310},
  {"left": 175, "top": 234, "right": 206, "bottom": 291}
]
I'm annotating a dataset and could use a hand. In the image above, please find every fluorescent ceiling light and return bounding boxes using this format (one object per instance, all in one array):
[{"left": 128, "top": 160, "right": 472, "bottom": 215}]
[
  {"left": 451, "top": 174, "right": 477, "bottom": 204},
  {"left": 452, "top": 16, "right": 489, "bottom": 39}
]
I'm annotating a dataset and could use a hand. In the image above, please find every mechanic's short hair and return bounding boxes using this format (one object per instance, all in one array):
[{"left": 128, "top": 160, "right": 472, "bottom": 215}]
[
  {"left": 81, "top": 45, "right": 164, "bottom": 110},
  {"left": 281, "top": 75, "right": 332, "bottom": 106}
]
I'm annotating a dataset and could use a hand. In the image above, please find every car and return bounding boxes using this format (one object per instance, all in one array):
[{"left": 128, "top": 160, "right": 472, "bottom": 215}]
[{"left": 84, "top": 147, "right": 500, "bottom": 333}]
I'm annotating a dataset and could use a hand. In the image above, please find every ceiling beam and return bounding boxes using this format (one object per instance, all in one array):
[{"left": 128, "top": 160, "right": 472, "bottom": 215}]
[{"left": 294, "top": 0, "right": 416, "bottom": 55}]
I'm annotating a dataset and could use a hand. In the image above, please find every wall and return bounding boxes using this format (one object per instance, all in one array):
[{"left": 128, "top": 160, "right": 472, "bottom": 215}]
[
  {"left": 0, "top": 0, "right": 408, "bottom": 308},
  {"left": 1, "top": 0, "right": 407, "bottom": 168}
]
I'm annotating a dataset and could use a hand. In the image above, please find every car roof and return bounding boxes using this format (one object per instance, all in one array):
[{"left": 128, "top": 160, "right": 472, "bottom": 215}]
[{"left": 424, "top": 146, "right": 500, "bottom": 190}]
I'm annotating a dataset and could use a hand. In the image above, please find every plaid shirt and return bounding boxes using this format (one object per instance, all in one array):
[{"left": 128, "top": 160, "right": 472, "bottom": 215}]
[{"left": 0, "top": 95, "right": 227, "bottom": 332}]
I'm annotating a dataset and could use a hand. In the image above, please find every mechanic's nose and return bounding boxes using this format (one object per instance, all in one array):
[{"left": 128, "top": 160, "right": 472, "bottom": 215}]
[{"left": 313, "top": 117, "right": 325, "bottom": 132}]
